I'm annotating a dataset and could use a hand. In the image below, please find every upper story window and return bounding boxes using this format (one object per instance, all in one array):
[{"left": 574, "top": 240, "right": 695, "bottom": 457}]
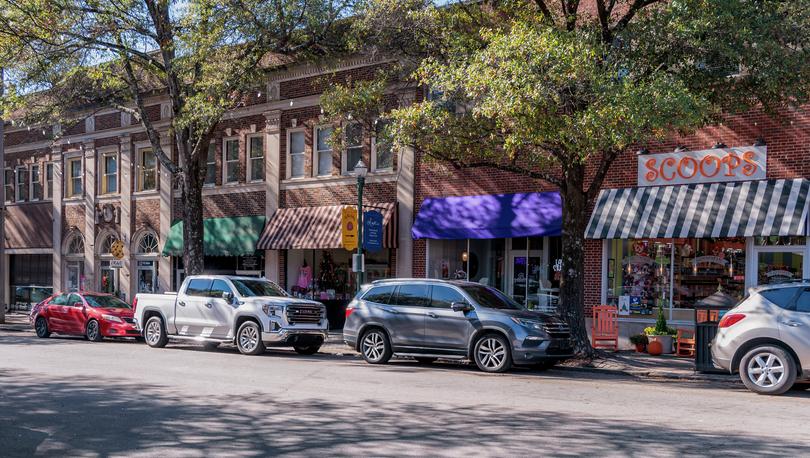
[
  {"left": 66, "top": 157, "right": 83, "bottom": 197},
  {"left": 30, "top": 164, "right": 42, "bottom": 201},
  {"left": 223, "top": 138, "right": 240, "bottom": 184},
  {"left": 373, "top": 120, "right": 393, "bottom": 171},
  {"left": 46, "top": 163, "right": 54, "bottom": 199},
  {"left": 248, "top": 135, "right": 264, "bottom": 182},
  {"left": 343, "top": 123, "right": 363, "bottom": 175},
  {"left": 205, "top": 143, "right": 216, "bottom": 186},
  {"left": 288, "top": 130, "right": 305, "bottom": 179},
  {"left": 101, "top": 153, "right": 118, "bottom": 194},
  {"left": 4, "top": 169, "right": 13, "bottom": 203},
  {"left": 137, "top": 232, "right": 159, "bottom": 254},
  {"left": 315, "top": 126, "right": 333, "bottom": 177},
  {"left": 136, "top": 149, "right": 156, "bottom": 192},
  {"left": 15, "top": 166, "right": 28, "bottom": 202}
]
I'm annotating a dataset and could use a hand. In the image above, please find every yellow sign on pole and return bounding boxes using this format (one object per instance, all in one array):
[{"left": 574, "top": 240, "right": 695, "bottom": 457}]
[
  {"left": 341, "top": 207, "right": 358, "bottom": 251},
  {"left": 110, "top": 239, "right": 125, "bottom": 259}
]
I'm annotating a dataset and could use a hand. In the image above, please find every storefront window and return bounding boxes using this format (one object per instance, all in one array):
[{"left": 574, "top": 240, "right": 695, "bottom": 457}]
[
  {"left": 468, "top": 239, "right": 506, "bottom": 290},
  {"left": 10, "top": 254, "right": 53, "bottom": 312},
  {"left": 673, "top": 238, "right": 746, "bottom": 308},
  {"left": 427, "top": 239, "right": 468, "bottom": 280},
  {"left": 758, "top": 252, "right": 803, "bottom": 284},
  {"left": 607, "top": 239, "right": 672, "bottom": 315},
  {"left": 288, "top": 249, "right": 392, "bottom": 300},
  {"left": 137, "top": 261, "right": 157, "bottom": 293}
]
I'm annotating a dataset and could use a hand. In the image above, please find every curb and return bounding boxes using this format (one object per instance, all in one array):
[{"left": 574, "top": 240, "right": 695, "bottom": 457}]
[{"left": 556, "top": 363, "right": 741, "bottom": 384}]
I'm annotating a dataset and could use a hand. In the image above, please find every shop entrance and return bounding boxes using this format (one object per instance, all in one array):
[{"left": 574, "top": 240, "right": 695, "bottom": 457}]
[{"left": 749, "top": 236, "right": 808, "bottom": 287}]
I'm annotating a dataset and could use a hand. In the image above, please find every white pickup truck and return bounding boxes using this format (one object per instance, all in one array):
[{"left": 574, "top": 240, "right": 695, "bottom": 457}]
[{"left": 133, "top": 275, "right": 328, "bottom": 355}]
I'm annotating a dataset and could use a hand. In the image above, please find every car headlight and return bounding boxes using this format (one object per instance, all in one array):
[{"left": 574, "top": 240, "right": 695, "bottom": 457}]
[
  {"left": 102, "top": 314, "right": 123, "bottom": 323},
  {"left": 262, "top": 304, "right": 282, "bottom": 316},
  {"left": 510, "top": 317, "right": 544, "bottom": 331}
]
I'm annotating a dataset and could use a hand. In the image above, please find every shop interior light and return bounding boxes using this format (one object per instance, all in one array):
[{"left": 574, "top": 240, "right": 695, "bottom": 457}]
[{"left": 461, "top": 251, "right": 468, "bottom": 262}]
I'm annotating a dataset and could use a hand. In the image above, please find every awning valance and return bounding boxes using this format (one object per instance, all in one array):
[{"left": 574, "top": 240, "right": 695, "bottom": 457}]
[
  {"left": 412, "top": 192, "right": 562, "bottom": 240},
  {"left": 162, "top": 216, "right": 266, "bottom": 256},
  {"left": 585, "top": 179, "right": 810, "bottom": 239},
  {"left": 5, "top": 203, "right": 53, "bottom": 249},
  {"left": 257, "top": 203, "right": 397, "bottom": 250}
]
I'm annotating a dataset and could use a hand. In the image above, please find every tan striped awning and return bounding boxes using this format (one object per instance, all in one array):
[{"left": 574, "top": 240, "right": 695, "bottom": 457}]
[{"left": 257, "top": 203, "right": 398, "bottom": 250}]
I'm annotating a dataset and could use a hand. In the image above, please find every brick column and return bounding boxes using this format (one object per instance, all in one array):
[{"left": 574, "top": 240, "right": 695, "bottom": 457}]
[
  {"left": 51, "top": 146, "right": 64, "bottom": 291},
  {"left": 158, "top": 133, "right": 173, "bottom": 293},
  {"left": 83, "top": 140, "right": 96, "bottom": 290},
  {"left": 119, "top": 134, "right": 133, "bottom": 301},
  {"left": 263, "top": 110, "right": 281, "bottom": 282}
]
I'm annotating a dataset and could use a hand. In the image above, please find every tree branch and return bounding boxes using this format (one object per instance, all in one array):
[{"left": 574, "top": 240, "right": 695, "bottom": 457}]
[
  {"left": 613, "top": 0, "right": 662, "bottom": 35},
  {"left": 586, "top": 147, "right": 622, "bottom": 201}
]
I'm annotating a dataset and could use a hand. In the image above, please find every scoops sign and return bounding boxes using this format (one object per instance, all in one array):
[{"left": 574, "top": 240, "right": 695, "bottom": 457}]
[{"left": 638, "top": 146, "right": 766, "bottom": 187}]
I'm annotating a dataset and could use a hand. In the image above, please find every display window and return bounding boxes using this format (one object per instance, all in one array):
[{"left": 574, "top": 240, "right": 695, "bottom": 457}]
[{"left": 288, "top": 249, "right": 393, "bottom": 301}]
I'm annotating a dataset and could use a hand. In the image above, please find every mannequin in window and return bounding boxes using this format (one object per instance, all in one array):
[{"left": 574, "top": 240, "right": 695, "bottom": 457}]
[{"left": 297, "top": 259, "right": 312, "bottom": 289}]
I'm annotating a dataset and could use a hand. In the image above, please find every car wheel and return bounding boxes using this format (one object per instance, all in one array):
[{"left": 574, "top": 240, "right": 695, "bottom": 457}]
[
  {"left": 144, "top": 316, "right": 169, "bottom": 348},
  {"left": 86, "top": 320, "right": 104, "bottom": 342},
  {"left": 294, "top": 344, "right": 321, "bottom": 355},
  {"left": 34, "top": 317, "right": 50, "bottom": 338},
  {"left": 740, "top": 345, "right": 797, "bottom": 395},
  {"left": 473, "top": 334, "right": 512, "bottom": 373},
  {"left": 360, "top": 328, "right": 392, "bottom": 364},
  {"left": 414, "top": 357, "right": 437, "bottom": 364},
  {"left": 202, "top": 342, "right": 220, "bottom": 351},
  {"left": 236, "top": 321, "right": 265, "bottom": 355},
  {"left": 532, "top": 359, "right": 559, "bottom": 371}
]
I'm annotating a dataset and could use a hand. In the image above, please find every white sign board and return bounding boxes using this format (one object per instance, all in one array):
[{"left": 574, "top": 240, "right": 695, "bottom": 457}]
[
  {"left": 638, "top": 146, "right": 766, "bottom": 187},
  {"left": 109, "top": 259, "right": 125, "bottom": 269}
]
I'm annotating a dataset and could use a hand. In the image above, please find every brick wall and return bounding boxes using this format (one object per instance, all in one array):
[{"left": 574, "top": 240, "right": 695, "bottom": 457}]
[
  {"left": 5, "top": 129, "right": 49, "bottom": 147},
  {"left": 63, "top": 205, "right": 85, "bottom": 233},
  {"left": 134, "top": 199, "right": 160, "bottom": 230},
  {"left": 282, "top": 181, "right": 396, "bottom": 208},
  {"left": 279, "top": 63, "right": 390, "bottom": 100},
  {"left": 95, "top": 136, "right": 120, "bottom": 148},
  {"left": 95, "top": 113, "right": 121, "bottom": 131}
]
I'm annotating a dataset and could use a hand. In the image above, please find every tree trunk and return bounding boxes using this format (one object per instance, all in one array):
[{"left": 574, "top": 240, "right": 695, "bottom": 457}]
[
  {"left": 181, "top": 158, "right": 205, "bottom": 276},
  {"left": 557, "top": 168, "right": 594, "bottom": 357}
]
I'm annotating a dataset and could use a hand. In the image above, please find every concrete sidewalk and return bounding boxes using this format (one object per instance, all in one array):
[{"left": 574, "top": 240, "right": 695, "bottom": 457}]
[{"left": 0, "top": 313, "right": 31, "bottom": 332}]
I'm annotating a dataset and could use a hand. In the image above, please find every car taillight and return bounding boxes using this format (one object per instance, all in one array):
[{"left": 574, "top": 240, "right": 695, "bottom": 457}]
[
  {"left": 718, "top": 313, "right": 746, "bottom": 328},
  {"left": 132, "top": 297, "right": 138, "bottom": 313},
  {"left": 345, "top": 305, "right": 355, "bottom": 319}
]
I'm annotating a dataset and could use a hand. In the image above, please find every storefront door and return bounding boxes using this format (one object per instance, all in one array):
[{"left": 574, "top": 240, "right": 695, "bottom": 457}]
[
  {"left": 508, "top": 254, "right": 542, "bottom": 307},
  {"left": 66, "top": 262, "right": 83, "bottom": 292}
]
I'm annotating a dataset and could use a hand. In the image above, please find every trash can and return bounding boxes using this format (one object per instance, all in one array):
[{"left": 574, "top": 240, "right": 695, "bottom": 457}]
[{"left": 693, "top": 289, "right": 737, "bottom": 373}]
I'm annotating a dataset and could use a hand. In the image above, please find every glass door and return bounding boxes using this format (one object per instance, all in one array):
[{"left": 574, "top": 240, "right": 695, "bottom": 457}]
[
  {"left": 66, "top": 261, "right": 83, "bottom": 291},
  {"left": 757, "top": 251, "right": 804, "bottom": 285}
]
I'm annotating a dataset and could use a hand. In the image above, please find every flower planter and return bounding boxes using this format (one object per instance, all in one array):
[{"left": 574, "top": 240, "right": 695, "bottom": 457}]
[
  {"left": 634, "top": 343, "right": 647, "bottom": 353},
  {"left": 647, "top": 335, "right": 673, "bottom": 355}
]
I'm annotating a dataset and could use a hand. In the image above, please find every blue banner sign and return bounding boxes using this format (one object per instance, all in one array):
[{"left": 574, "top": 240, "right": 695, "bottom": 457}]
[{"left": 363, "top": 210, "right": 383, "bottom": 252}]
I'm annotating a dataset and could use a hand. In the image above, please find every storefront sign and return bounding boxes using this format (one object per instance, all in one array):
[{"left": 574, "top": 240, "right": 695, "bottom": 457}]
[
  {"left": 363, "top": 210, "right": 383, "bottom": 252},
  {"left": 239, "top": 255, "right": 259, "bottom": 270},
  {"left": 109, "top": 259, "right": 125, "bottom": 269},
  {"left": 341, "top": 207, "right": 358, "bottom": 251},
  {"left": 638, "top": 146, "right": 766, "bottom": 187}
]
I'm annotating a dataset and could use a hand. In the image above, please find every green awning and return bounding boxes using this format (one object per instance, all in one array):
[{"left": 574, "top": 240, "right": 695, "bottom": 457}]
[{"left": 162, "top": 216, "right": 266, "bottom": 257}]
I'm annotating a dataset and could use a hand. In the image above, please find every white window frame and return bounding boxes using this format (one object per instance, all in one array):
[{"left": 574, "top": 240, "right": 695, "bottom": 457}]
[
  {"left": 371, "top": 120, "right": 394, "bottom": 172},
  {"left": 15, "top": 165, "right": 28, "bottom": 202},
  {"left": 204, "top": 142, "right": 217, "bottom": 187},
  {"left": 314, "top": 125, "right": 334, "bottom": 177},
  {"left": 99, "top": 150, "right": 119, "bottom": 195},
  {"left": 286, "top": 127, "right": 307, "bottom": 179},
  {"left": 341, "top": 123, "right": 363, "bottom": 176},
  {"left": 246, "top": 134, "right": 265, "bottom": 183},
  {"left": 65, "top": 156, "right": 83, "bottom": 198},
  {"left": 222, "top": 137, "right": 240, "bottom": 184},
  {"left": 45, "top": 163, "right": 54, "bottom": 200},
  {"left": 136, "top": 148, "right": 157, "bottom": 192},
  {"left": 30, "top": 163, "right": 42, "bottom": 202},
  {"left": 5, "top": 168, "right": 14, "bottom": 203}
]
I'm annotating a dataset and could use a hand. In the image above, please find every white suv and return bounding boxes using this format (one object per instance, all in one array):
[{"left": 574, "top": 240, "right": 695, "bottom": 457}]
[{"left": 712, "top": 282, "right": 810, "bottom": 395}]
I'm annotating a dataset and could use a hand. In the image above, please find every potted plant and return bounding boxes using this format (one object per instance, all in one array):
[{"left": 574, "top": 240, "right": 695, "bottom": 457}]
[
  {"left": 644, "top": 304, "right": 677, "bottom": 355},
  {"left": 629, "top": 334, "right": 648, "bottom": 353}
]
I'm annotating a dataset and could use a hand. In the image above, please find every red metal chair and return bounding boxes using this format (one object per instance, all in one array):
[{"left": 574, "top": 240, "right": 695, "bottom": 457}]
[{"left": 591, "top": 305, "right": 619, "bottom": 351}]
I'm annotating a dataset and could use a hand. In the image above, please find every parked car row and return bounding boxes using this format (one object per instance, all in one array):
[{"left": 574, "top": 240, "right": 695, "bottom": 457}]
[
  {"left": 28, "top": 275, "right": 575, "bottom": 373},
  {"left": 27, "top": 274, "right": 809, "bottom": 391}
]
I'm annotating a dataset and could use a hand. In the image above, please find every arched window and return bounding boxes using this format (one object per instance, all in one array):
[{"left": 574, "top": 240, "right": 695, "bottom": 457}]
[
  {"left": 66, "top": 233, "right": 84, "bottom": 255},
  {"left": 137, "top": 232, "right": 159, "bottom": 254},
  {"left": 99, "top": 233, "right": 118, "bottom": 255}
]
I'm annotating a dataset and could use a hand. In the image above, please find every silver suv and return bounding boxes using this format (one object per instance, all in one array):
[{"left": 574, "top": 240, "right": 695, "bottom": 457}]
[
  {"left": 712, "top": 282, "right": 810, "bottom": 395},
  {"left": 343, "top": 279, "right": 573, "bottom": 373}
]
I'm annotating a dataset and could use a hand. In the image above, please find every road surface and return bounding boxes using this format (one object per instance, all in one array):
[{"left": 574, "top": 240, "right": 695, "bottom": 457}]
[{"left": 0, "top": 329, "right": 808, "bottom": 457}]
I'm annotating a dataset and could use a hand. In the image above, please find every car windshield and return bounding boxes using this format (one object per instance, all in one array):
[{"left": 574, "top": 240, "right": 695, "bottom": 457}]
[
  {"left": 231, "top": 279, "right": 288, "bottom": 298},
  {"left": 83, "top": 295, "right": 131, "bottom": 309},
  {"left": 460, "top": 284, "right": 525, "bottom": 310}
]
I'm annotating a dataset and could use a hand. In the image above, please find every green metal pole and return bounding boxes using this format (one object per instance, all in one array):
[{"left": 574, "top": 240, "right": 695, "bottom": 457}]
[{"left": 356, "top": 175, "right": 364, "bottom": 292}]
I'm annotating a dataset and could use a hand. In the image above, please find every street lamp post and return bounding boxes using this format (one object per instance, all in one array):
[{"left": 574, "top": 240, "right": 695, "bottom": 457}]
[{"left": 354, "top": 159, "right": 368, "bottom": 292}]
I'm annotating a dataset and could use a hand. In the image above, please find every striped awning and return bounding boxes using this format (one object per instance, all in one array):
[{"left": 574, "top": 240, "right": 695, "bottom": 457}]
[
  {"left": 257, "top": 203, "right": 398, "bottom": 250},
  {"left": 585, "top": 179, "right": 810, "bottom": 239}
]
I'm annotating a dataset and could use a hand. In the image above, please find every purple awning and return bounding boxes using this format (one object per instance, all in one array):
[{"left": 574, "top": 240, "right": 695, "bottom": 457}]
[{"left": 412, "top": 192, "right": 562, "bottom": 240}]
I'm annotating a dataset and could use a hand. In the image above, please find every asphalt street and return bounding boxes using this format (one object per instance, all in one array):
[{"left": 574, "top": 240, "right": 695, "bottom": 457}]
[{"left": 1, "top": 328, "right": 809, "bottom": 457}]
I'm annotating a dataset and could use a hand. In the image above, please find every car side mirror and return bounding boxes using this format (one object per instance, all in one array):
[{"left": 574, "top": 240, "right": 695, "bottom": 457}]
[
  {"left": 450, "top": 302, "right": 470, "bottom": 313},
  {"left": 222, "top": 291, "right": 235, "bottom": 303}
]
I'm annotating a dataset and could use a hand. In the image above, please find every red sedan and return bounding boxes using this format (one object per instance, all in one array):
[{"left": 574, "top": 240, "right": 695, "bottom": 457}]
[{"left": 30, "top": 292, "right": 140, "bottom": 341}]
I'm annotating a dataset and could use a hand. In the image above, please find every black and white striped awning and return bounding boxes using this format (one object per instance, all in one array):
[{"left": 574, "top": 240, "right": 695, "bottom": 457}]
[{"left": 585, "top": 179, "right": 810, "bottom": 239}]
